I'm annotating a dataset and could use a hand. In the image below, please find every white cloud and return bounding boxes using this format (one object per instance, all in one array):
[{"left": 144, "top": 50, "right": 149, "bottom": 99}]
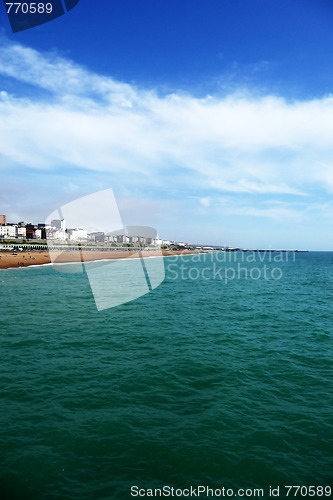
[
  {"left": 200, "top": 197, "right": 211, "bottom": 207},
  {"left": 1, "top": 40, "right": 333, "bottom": 194},
  {"left": 0, "top": 39, "right": 332, "bottom": 248}
]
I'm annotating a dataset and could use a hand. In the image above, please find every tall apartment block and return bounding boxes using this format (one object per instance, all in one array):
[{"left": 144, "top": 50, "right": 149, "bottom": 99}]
[{"left": 0, "top": 214, "right": 7, "bottom": 225}]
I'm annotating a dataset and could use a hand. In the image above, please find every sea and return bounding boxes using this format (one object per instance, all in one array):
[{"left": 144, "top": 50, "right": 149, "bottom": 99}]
[{"left": 0, "top": 251, "right": 332, "bottom": 499}]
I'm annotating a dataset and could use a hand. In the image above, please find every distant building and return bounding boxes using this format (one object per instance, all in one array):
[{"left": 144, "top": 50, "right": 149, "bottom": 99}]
[
  {"left": 0, "top": 224, "right": 16, "bottom": 238},
  {"left": 116, "top": 234, "right": 129, "bottom": 244},
  {"left": 105, "top": 234, "right": 118, "bottom": 243},
  {"left": 46, "top": 229, "right": 67, "bottom": 241},
  {"left": 0, "top": 214, "right": 7, "bottom": 225},
  {"left": 88, "top": 232, "right": 105, "bottom": 243},
  {"left": 0, "top": 224, "right": 27, "bottom": 240},
  {"left": 68, "top": 229, "right": 88, "bottom": 241},
  {"left": 51, "top": 219, "right": 66, "bottom": 231},
  {"left": 128, "top": 235, "right": 140, "bottom": 244},
  {"left": 26, "top": 229, "right": 35, "bottom": 240},
  {"left": 38, "top": 224, "right": 50, "bottom": 240},
  {"left": 17, "top": 227, "right": 26, "bottom": 239}
]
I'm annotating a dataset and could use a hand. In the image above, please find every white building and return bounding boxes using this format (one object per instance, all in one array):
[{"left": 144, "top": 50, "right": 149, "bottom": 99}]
[
  {"left": 88, "top": 232, "right": 105, "bottom": 243},
  {"left": 46, "top": 229, "right": 67, "bottom": 241},
  {"left": 0, "top": 225, "right": 16, "bottom": 238},
  {"left": 105, "top": 234, "right": 118, "bottom": 243},
  {"left": 150, "top": 238, "right": 164, "bottom": 246},
  {"left": 17, "top": 227, "right": 26, "bottom": 239},
  {"left": 115, "top": 234, "right": 130, "bottom": 244},
  {"left": 128, "top": 235, "right": 140, "bottom": 244},
  {"left": 68, "top": 229, "right": 88, "bottom": 241}
]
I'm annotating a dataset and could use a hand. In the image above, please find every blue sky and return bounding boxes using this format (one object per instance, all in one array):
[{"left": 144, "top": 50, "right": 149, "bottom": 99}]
[{"left": 0, "top": 0, "right": 333, "bottom": 249}]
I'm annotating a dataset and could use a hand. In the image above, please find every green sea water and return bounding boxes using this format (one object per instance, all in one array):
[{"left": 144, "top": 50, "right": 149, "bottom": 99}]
[{"left": 0, "top": 252, "right": 332, "bottom": 499}]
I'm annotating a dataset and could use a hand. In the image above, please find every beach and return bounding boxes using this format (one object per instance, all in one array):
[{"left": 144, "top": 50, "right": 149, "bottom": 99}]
[{"left": 0, "top": 248, "right": 199, "bottom": 270}]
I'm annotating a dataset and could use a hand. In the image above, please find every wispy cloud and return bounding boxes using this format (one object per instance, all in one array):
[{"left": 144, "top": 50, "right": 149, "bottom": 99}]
[
  {"left": 0, "top": 38, "right": 332, "bottom": 247},
  {"left": 193, "top": 195, "right": 333, "bottom": 221}
]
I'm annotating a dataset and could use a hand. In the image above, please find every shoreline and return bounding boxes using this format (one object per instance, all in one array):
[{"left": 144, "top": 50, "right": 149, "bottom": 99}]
[
  {"left": 0, "top": 247, "right": 311, "bottom": 271},
  {"left": 0, "top": 249, "right": 201, "bottom": 270}
]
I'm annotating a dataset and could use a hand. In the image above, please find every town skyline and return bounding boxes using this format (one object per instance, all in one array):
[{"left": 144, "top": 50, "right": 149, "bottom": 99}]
[
  {"left": 0, "top": 213, "right": 177, "bottom": 246},
  {"left": 0, "top": 212, "right": 314, "bottom": 252}
]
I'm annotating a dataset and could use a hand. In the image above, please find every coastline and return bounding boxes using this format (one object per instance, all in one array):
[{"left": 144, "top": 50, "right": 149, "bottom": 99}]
[
  {"left": 0, "top": 248, "right": 308, "bottom": 271},
  {"left": 0, "top": 249, "right": 201, "bottom": 270}
]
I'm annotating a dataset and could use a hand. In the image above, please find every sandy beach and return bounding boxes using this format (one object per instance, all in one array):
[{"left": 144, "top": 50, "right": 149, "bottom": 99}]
[{"left": 0, "top": 249, "right": 200, "bottom": 270}]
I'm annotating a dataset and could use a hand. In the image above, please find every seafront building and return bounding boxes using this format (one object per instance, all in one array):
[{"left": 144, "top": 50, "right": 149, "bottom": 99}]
[
  {"left": 0, "top": 224, "right": 16, "bottom": 238},
  {"left": 0, "top": 214, "right": 174, "bottom": 248},
  {"left": 67, "top": 228, "right": 88, "bottom": 241},
  {"left": 0, "top": 222, "right": 26, "bottom": 239},
  {"left": 50, "top": 219, "right": 66, "bottom": 231},
  {"left": 17, "top": 227, "right": 27, "bottom": 239}
]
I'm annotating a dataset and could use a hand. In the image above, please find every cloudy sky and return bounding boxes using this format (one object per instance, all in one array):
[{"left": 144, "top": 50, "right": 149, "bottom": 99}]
[{"left": 0, "top": 0, "right": 333, "bottom": 249}]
